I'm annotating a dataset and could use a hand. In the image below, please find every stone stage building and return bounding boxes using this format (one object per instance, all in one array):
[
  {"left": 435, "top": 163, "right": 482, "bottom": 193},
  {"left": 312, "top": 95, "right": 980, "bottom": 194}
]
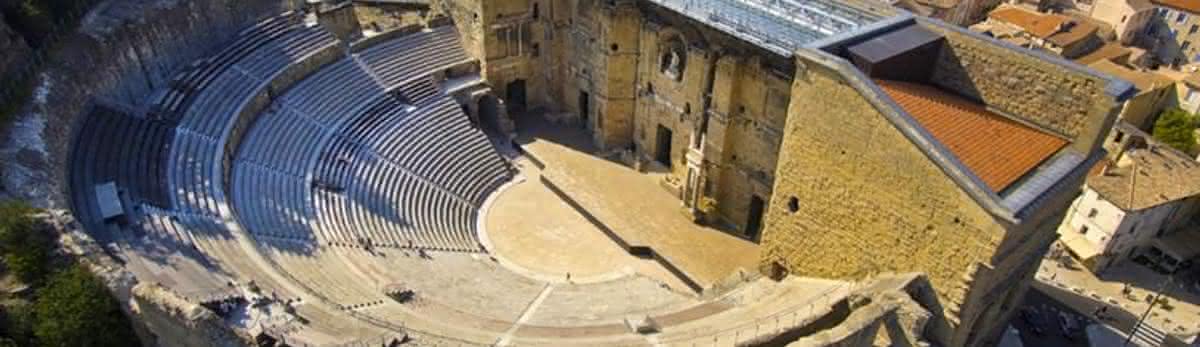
[{"left": 441, "top": 0, "right": 1132, "bottom": 346}]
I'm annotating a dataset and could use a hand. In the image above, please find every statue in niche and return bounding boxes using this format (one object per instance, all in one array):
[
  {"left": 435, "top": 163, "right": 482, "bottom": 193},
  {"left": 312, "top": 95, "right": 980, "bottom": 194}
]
[
  {"left": 660, "top": 38, "right": 687, "bottom": 81},
  {"left": 665, "top": 50, "right": 682, "bottom": 79}
]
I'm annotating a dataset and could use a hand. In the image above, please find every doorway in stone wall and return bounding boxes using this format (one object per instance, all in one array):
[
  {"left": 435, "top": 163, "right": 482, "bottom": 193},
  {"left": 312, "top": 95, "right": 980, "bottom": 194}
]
[
  {"left": 655, "top": 124, "right": 673, "bottom": 168},
  {"left": 478, "top": 94, "right": 502, "bottom": 131},
  {"left": 746, "top": 195, "right": 765, "bottom": 241},
  {"left": 506, "top": 79, "right": 527, "bottom": 113},
  {"left": 578, "top": 90, "right": 590, "bottom": 129}
]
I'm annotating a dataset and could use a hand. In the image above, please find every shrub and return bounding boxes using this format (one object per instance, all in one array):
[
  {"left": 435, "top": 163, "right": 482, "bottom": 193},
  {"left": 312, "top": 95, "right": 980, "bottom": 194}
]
[
  {"left": 0, "top": 202, "right": 50, "bottom": 286},
  {"left": 0, "top": 301, "right": 35, "bottom": 346},
  {"left": 1152, "top": 108, "right": 1198, "bottom": 154},
  {"left": 32, "top": 265, "right": 138, "bottom": 347}
]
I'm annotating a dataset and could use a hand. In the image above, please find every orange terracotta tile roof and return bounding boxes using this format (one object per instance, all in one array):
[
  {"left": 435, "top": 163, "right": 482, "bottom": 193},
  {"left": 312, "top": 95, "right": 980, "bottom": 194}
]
[
  {"left": 989, "top": 7, "right": 1098, "bottom": 46},
  {"left": 1153, "top": 0, "right": 1200, "bottom": 14},
  {"left": 875, "top": 80, "right": 1070, "bottom": 192}
]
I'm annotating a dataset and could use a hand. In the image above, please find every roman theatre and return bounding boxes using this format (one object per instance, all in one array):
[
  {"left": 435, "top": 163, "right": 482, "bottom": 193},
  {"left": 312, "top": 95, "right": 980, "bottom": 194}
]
[{"left": 57, "top": 0, "right": 1131, "bottom": 346}]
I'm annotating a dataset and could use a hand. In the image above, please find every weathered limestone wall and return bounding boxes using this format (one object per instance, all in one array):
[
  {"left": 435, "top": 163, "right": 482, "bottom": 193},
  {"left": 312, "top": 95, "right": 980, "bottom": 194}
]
[
  {"left": 787, "top": 291, "right": 931, "bottom": 347},
  {"left": 759, "top": 52, "right": 1008, "bottom": 346},
  {"left": 591, "top": 3, "right": 640, "bottom": 148},
  {"left": 131, "top": 283, "right": 248, "bottom": 347},
  {"left": 924, "top": 21, "right": 1116, "bottom": 146},
  {"left": 314, "top": 1, "right": 362, "bottom": 41},
  {"left": 0, "top": 0, "right": 294, "bottom": 208},
  {"left": 712, "top": 57, "right": 791, "bottom": 235},
  {"left": 353, "top": 3, "right": 429, "bottom": 33},
  {"left": 633, "top": 5, "right": 792, "bottom": 235},
  {"left": 456, "top": 1, "right": 794, "bottom": 232},
  {"left": 760, "top": 34, "right": 1111, "bottom": 344},
  {"left": 634, "top": 15, "right": 711, "bottom": 177},
  {"left": 438, "top": 0, "right": 484, "bottom": 61},
  {"left": 554, "top": 0, "right": 639, "bottom": 149}
]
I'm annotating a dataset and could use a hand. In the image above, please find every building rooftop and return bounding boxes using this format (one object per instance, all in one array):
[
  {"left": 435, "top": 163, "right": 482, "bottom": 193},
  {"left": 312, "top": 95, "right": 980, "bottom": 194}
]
[
  {"left": 875, "top": 79, "right": 1069, "bottom": 192},
  {"left": 1073, "top": 43, "right": 1132, "bottom": 65},
  {"left": 644, "top": 0, "right": 893, "bottom": 55},
  {"left": 1128, "top": 0, "right": 1156, "bottom": 11},
  {"left": 1182, "top": 71, "right": 1200, "bottom": 88},
  {"left": 1088, "top": 128, "right": 1200, "bottom": 210},
  {"left": 1152, "top": 0, "right": 1200, "bottom": 14},
  {"left": 1087, "top": 60, "right": 1173, "bottom": 95},
  {"left": 988, "top": 7, "right": 1098, "bottom": 47}
]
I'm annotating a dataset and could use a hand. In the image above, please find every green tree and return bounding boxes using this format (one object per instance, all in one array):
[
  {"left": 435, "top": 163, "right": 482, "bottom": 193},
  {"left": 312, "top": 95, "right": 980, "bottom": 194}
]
[
  {"left": 1152, "top": 107, "right": 1198, "bottom": 154},
  {"left": 32, "top": 265, "right": 138, "bottom": 347},
  {"left": 0, "top": 201, "right": 50, "bottom": 286},
  {"left": 0, "top": 301, "right": 36, "bottom": 346}
]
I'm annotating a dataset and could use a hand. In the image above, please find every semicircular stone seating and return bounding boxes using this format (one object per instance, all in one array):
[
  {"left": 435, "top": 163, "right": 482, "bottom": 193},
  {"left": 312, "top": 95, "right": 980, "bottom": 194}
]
[
  {"left": 230, "top": 24, "right": 508, "bottom": 253},
  {"left": 68, "top": 12, "right": 410, "bottom": 342},
  {"left": 68, "top": 16, "right": 748, "bottom": 346}
]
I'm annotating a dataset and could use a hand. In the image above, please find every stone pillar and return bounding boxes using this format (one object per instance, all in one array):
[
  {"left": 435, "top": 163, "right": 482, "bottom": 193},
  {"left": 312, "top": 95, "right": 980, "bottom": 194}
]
[
  {"left": 309, "top": 0, "right": 361, "bottom": 42},
  {"left": 697, "top": 54, "right": 740, "bottom": 211},
  {"left": 593, "top": 1, "right": 641, "bottom": 150}
]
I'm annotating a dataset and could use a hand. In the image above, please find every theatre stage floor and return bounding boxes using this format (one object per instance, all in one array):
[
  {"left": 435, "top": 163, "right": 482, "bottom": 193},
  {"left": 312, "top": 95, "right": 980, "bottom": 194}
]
[{"left": 483, "top": 115, "right": 761, "bottom": 292}]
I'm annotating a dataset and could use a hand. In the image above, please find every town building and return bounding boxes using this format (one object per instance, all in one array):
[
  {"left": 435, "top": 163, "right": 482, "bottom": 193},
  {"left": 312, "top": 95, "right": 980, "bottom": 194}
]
[
  {"left": 972, "top": 5, "right": 1103, "bottom": 58},
  {"left": 893, "top": 0, "right": 1005, "bottom": 26},
  {"left": 1087, "top": 60, "right": 1175, "bottom": 128},
  {"left": 1172, "top": 70, "right": 1200, "bottom": 113},
  {"left": 1147, "top": 0, "right": 1200, "bottom": 66},
  {"left": 1088, "top": 0, "right": 1156, "bottom": 45},
  {"left": 1075, "top": 42, "right": 1137, "bottom": 65},
  {"left": 1060, "top": 123, "right": 1200, "bottom": 272},
  {"left": 1149, "top": 67, "right": 1200, "bottom": 114}
]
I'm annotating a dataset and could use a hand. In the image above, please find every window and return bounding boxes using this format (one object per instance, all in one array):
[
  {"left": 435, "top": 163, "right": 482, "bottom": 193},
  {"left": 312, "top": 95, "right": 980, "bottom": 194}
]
[
  {"left": 532, "top": 3, "right": 539, "bottom": 20},
  {"left": 1178, "top": 13, "right": 1188, "bottom": 23},
  {"left": 1191, "top": 25, "right": 1198, "bottom": 34},
  {"left": 1088, "top": 208, "right": 1099, "bottom": 218},
  {"left": 1184, "top": 41, "right": 1192, "bottom": 51},
  {"left": 492, "top": 26, "right": 524, "bottom": 59},
  {"left": 1122, "top": 15, "right": 1128, "bottom": 23},
  {"left": 1114, "top": 130, "right": 1125, "bottom": 143},
  {"left": 1080, "top": 225, "right": 1089, "bottom": 235},
  {"left": 787, "top": 197, "right": 800, "bottom": 213}
]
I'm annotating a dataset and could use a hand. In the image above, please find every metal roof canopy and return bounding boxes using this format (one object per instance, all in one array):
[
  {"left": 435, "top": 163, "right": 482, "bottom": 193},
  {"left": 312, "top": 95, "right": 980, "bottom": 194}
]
[
  {"left": 645, "top": 0, "right": 887, "bottom": 55},
  {"left": 846, "top": 24, "right": 942, "bottom": 64}
]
